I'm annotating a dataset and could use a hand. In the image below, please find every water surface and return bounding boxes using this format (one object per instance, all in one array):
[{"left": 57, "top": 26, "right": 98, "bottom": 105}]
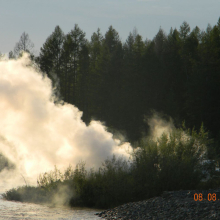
[{"left": 0, "top": 195, "right": 101, "bottom": 220}]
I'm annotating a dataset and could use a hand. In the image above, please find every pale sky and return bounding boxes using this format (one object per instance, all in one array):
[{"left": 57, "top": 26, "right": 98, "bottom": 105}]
[{"left": 1, "top": 0, "right": 220, "bottom": 55}]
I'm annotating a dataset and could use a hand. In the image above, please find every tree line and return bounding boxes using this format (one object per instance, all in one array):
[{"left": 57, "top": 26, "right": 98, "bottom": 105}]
[{"left": 7, "top": 18, "right": 220, "bottom": 157}]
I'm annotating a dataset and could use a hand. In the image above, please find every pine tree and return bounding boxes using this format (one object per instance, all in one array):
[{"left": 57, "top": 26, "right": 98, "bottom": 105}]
[
  {"left": 61, "top": 24, "right": 87, "bottom": 105},
  {"left": 88, "top": 29, "right": 104, "bottom": 118},
  {"left": 38, "top": 26, "right": 65, "bottom": 98}
]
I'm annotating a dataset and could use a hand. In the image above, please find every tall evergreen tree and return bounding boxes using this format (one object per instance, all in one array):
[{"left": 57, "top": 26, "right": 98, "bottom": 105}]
[
  {"left": 77, "top": 41, "right": 90, "bottom": 122},
  {"left": 185, "top": 22, "right": 220, "bottom": 136},
  {"left": 61, "top": 24, "right": 87, "bottom": 106},
  {"left": 38, "top": 26, "right": 65, "bottom": 98},
  {"left": 62, "top": 24, "right": 89, "bottom": 110},
  {"left": 33, "top": 18, "right": 220, "bottom": 148},
  {"left": 97, "top": 26, "right": 123, "bottom": 127},
  {"left": 179, "top": 21, "right": 190, "bottom": 40},
  {"left": 88, "top": 29, "right": 104, "bottom": 118}
]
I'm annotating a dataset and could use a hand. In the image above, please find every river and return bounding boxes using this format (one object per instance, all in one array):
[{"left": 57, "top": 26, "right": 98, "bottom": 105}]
[{"left": 0, "top": 195, "right": 102, "bottom": 220}]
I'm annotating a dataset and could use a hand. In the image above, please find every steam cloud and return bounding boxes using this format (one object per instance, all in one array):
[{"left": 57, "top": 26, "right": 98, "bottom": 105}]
[
  {"left": 147, "top": 113, "right": 175, "bottom": 141},
  {"left": 0, "top": 54, "right": 131, "bottom": 192}
]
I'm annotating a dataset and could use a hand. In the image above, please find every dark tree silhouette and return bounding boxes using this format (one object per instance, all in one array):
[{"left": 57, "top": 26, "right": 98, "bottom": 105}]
[{"left": 14, "top": 32, "right": 34, "bottom": 57}]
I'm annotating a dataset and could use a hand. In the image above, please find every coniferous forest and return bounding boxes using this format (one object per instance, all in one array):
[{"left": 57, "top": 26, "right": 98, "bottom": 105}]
[
  {"left": 2, "top": 18, "right": 220, "bottom": 208},
  {"left": 24, "top": 19, "right": 220, "bottom": 156}
]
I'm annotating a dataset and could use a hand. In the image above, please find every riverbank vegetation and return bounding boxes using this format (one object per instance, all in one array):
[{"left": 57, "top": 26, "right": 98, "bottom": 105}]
[
  {"left": 2, "top": 17, "right": 220, "bottom": 208},
  {"left": 3, "top": 124, "right": 220, "bottom": 208}
]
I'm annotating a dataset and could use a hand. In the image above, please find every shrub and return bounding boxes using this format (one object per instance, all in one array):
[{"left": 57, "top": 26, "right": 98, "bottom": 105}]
[{"left": 3, "top": 124, "right": 216, "bottom": 209}]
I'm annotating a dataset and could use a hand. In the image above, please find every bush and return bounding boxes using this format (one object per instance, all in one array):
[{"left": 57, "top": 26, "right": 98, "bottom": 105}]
[
  {"left": 3, "top": 124, "right": 216, "bottom": 209},
  {"left": 132, "top": 123, "right": 210, "bottom": 194},
  {"left": 3, "top": 186, "right": 51, "bottom": 204}
]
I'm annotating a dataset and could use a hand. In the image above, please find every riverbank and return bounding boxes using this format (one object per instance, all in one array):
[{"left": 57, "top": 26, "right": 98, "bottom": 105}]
[{"left": 96, "top": 189, "right": 220, "bottom": 219}]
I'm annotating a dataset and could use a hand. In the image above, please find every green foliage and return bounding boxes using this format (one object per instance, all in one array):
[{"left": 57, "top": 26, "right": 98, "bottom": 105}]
[
  {"left": 37, "top": 165, "right": 64, "bottom": 190},
  {"left": 37, "top": 26, "right": 65, "bottom": 99},
  {"left": 179, "top": 21, "right": 191, "bottom": 40},
  {"left": 3, "top": 186, "right": 51, "bottom": 204},
  {"left": 35, "top": 18, "right": 220, "bottom": 144},
  {"left": 4, "top": 124, "right": 217, "bottom": 209},
  {"left": 131, "top": 123, "right": 210, "bottom": 198},
  {"left": 157, "top": 127, "right": 206, "bottom": 190},
  {"left": 5, "top": 17, "right": 220, "bottom": 209}
]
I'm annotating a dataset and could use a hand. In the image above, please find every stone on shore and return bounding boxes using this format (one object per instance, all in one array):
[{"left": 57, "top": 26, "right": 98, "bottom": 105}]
[{"left": 96, "top": 189, "right": 220, "bottom": 219}]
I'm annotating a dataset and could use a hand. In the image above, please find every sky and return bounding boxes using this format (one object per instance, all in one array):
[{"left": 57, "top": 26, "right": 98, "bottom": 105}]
[{"left": 0, "top": 0, "right": 220, "bottom": 55}]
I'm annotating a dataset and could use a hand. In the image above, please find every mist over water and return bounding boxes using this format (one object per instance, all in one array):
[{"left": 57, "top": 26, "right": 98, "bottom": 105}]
[{"left": 0, "top": 54, "right": 131, "bottom": 192}]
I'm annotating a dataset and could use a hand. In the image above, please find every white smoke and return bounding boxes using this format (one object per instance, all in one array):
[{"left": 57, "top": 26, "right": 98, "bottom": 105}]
[
  {"left": 147, "top": 113, "right": 175, "bottom": 141},
  {"left": 0, "top": 54, "right": 132, "bottom": 192}
]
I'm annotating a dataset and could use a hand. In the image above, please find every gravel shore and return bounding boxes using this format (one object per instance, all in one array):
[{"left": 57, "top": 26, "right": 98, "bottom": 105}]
[{"left": 96, "top": 189, "right": 220, "bottom": 219}]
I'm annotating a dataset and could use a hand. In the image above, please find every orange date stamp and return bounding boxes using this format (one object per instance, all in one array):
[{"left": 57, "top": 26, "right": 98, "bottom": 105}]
[{"left": 194, "top": 193, "right": 217, "bottom": 201}]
